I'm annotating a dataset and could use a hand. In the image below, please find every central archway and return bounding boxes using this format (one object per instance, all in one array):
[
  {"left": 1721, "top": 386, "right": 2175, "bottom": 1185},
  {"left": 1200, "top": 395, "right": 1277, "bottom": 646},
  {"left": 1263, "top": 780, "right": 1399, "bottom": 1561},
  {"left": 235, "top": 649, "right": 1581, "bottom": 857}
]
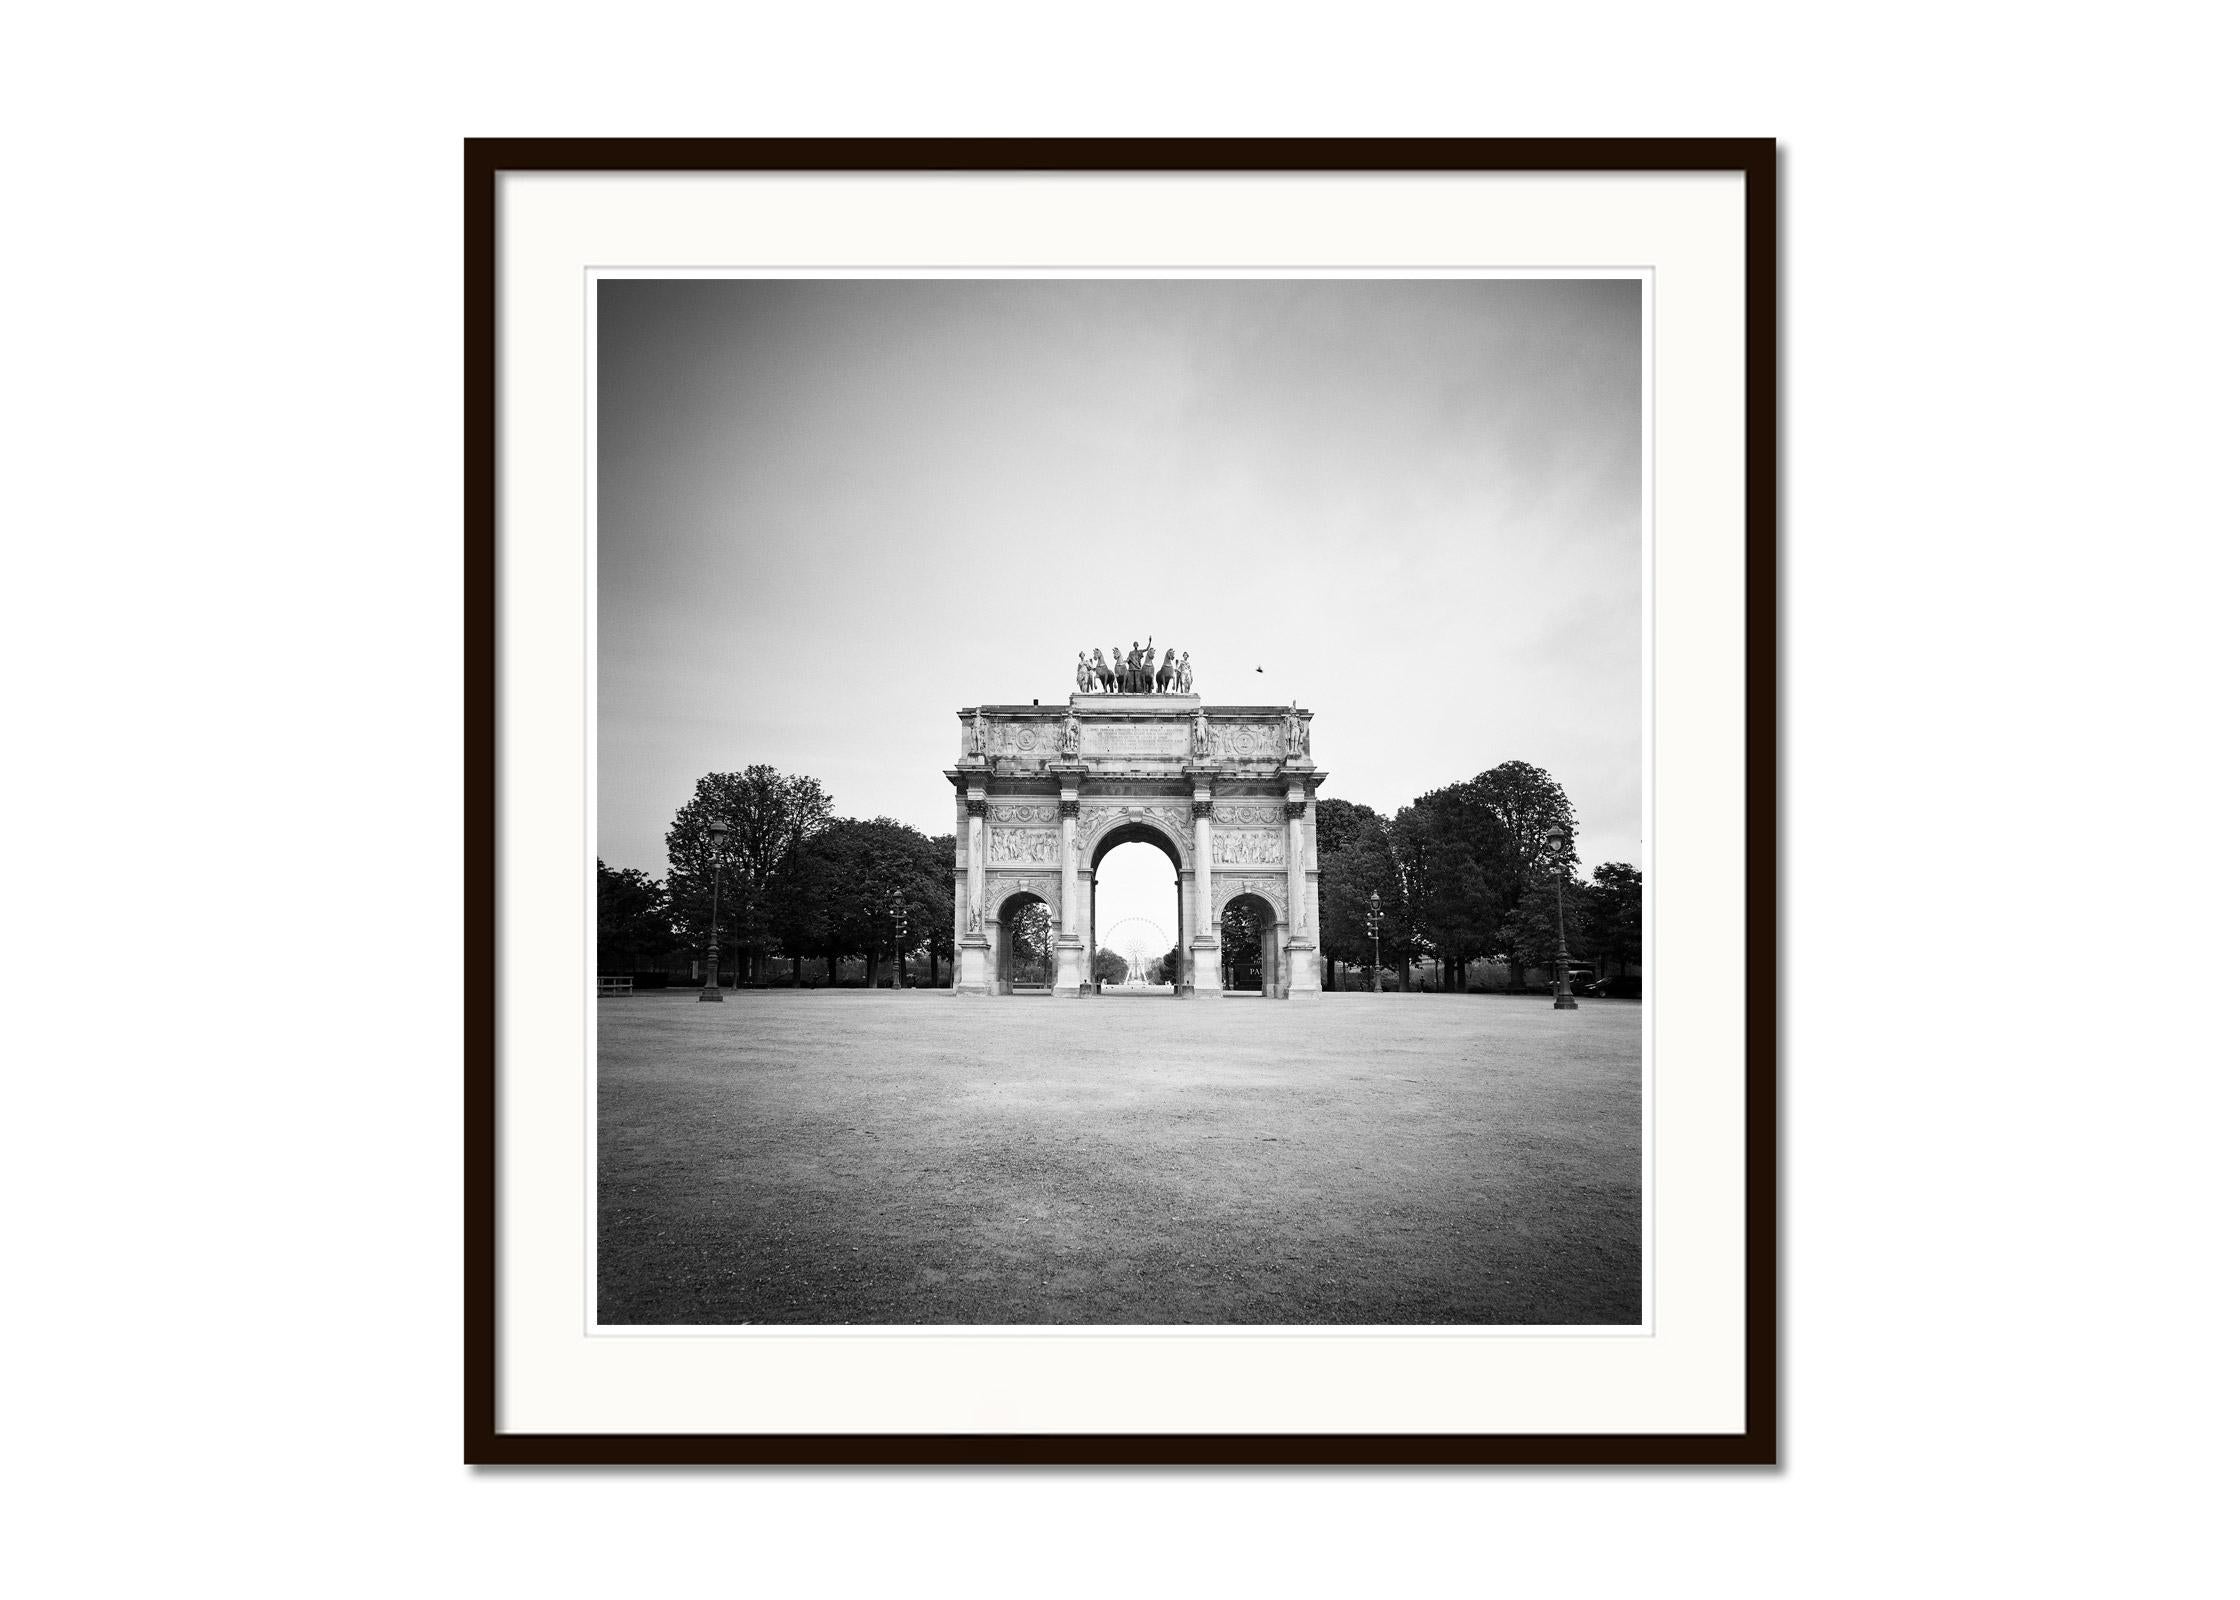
[{"left": 1088, "top": 821, "right": 1187, "bottom": 996}]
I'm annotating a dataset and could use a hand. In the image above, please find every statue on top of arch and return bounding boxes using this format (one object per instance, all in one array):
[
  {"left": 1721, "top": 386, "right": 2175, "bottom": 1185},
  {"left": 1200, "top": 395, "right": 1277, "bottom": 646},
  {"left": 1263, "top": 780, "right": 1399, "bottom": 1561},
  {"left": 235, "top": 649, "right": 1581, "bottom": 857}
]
[{"left": 1076, "top": 641, "right": 1192, "bottom": 694}]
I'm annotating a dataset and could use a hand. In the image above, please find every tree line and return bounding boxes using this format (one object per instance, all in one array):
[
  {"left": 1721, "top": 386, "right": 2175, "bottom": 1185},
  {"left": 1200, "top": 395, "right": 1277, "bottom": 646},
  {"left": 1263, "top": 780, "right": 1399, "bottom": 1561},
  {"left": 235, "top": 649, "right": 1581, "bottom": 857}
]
[
  {"left": 599, "top": 766, "right": 956, "bottom": 986},
  {"left": 600, "top": 758, "right": 1640, "bottom": 993},
  {"left": 1315, "top": 759, "right": 1641, "bottom": 992}
]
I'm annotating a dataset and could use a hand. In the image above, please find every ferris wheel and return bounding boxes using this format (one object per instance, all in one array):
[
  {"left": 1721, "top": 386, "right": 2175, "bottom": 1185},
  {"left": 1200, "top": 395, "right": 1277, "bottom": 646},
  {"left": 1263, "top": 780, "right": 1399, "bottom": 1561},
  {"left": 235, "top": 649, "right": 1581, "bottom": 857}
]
[{"left": 1104, "top": 917, "right": 1171, "bottom": 985}]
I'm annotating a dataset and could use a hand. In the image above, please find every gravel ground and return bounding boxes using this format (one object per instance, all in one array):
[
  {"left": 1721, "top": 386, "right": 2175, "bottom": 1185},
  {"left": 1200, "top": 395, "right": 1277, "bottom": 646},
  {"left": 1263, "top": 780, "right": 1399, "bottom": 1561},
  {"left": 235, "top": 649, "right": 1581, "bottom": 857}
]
[{"left": 598, "top": 990, "right": 1641, "bottom": 1325}]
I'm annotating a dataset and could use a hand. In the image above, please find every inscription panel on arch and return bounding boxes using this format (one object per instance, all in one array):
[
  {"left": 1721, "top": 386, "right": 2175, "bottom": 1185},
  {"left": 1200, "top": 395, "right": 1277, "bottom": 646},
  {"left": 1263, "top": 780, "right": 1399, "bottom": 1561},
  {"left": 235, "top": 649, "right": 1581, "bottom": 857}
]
[{"left": 1084, "top": 724, "right": 1189, "bottom": 758}]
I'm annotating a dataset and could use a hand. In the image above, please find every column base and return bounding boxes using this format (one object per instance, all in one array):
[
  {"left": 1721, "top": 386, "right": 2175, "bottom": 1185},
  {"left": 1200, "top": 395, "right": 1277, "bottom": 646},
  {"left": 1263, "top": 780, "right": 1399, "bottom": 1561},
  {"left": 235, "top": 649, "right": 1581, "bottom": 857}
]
[
  {"left": 954, "top": 936, "right": 993, "bottom": 996},
  {"left": 1286, "top": 942, "right": 1323, "bottom": 996},
  {"left": 1054, "top": 936, "right": 1086, "bottom": 997},
  {"left": 1188, "top": 940, "right": 1223, "bottom": 997}
]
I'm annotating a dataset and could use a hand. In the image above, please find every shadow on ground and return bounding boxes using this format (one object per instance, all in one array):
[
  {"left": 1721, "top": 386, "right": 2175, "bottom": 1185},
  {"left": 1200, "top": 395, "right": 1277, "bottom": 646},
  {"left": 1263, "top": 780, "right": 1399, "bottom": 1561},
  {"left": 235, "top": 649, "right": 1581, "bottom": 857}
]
[{"left": 599, "top": 991, "right": 1640, "bottom": 1326}]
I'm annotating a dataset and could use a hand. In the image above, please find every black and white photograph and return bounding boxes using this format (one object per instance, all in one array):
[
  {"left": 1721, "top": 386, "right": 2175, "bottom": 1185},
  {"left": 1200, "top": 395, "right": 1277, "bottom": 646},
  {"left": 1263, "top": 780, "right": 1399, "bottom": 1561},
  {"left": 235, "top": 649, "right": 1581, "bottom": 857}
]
[
  {"left": 594, "top": 275, "right": 1646, "bottom": 1328},
  {"left": 16, "top": 10, "right": 2240, "bottom": 1591}
]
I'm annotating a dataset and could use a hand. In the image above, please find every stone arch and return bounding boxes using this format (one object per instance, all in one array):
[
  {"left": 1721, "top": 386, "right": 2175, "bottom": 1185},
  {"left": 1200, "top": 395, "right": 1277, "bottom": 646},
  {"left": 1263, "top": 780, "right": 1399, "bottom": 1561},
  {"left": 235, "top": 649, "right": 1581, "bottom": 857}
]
[
  {"left": 1216, "top": 886, "right": 1286, "bottom": 998},
  {"left": 990, "top": 886, "right": 1055, "bottom": 995},
  {"left": 1211, "top": 875, "right": 1287, "bottom": 923},
  {"left": 1087, "top": 819, "right": 1189, "bottom": 996},
  {"left": 1079, "top": 807, "right": 1191, "bottom": 870}
]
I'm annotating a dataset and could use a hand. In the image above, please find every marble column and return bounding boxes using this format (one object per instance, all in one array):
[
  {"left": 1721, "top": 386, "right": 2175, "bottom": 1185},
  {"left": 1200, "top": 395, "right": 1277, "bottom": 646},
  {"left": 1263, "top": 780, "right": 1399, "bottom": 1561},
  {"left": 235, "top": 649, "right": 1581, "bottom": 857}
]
[
  {"left": 1188, "top": 788, "right": 1221, "bottom": 997},
  {"left": 1284, "top": 788, "right": 1320, "bottom": 996},
  {"left": 1054, "top": 791, "right": 1085, "bottom": 995},
  {"left": 956, "top": 789, "right": 991, "bottom": 995}
]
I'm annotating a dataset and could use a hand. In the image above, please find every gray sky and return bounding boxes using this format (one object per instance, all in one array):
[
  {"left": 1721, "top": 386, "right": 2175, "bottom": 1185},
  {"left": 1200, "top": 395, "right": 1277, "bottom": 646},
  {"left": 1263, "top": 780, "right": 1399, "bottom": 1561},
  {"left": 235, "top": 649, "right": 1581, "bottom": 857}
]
[{"left": 598, "top": 277, "right": 1641, "bottom": 942}]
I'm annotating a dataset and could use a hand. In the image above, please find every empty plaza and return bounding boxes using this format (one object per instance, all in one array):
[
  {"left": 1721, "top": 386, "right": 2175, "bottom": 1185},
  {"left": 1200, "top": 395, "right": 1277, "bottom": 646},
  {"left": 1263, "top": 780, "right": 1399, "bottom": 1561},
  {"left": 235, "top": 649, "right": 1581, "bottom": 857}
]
[{"left": 599, "top": 992, "right": 1641, "bottom": 1326}]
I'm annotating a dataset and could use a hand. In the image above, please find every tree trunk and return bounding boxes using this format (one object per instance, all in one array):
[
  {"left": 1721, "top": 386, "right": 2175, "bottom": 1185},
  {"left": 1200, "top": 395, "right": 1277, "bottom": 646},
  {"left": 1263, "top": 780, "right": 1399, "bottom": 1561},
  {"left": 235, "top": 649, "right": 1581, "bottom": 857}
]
[
  {"left": 792, "top": 953, "right": 802, "bottom": 987},
  {"left": 826, "top": 951, "right": 838, "bottom": 987}
]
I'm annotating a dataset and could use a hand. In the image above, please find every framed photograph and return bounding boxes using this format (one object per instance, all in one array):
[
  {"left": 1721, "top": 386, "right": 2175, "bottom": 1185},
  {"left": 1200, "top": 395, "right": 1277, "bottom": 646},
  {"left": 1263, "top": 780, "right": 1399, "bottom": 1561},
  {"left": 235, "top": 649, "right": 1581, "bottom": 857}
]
[{"left": 470, "top": 138, "right": 1775, "bottom": 1464}]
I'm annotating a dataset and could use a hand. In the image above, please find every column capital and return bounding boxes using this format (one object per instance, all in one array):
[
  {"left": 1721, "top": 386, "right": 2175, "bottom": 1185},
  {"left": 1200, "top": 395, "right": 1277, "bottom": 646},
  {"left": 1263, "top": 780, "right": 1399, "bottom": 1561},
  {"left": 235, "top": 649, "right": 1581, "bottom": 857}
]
[
  {"left": 1192, "top": 798, "right": 1214, "bottom": 819},
  {"left": 966, "top": 797, "right": 987, "bottom": 818},
  {"left": 1059, "top": 798, "right": 1080, "bottom": 819},
  {"left": 1285, "top": 799, "right": 1307, "bottom": 819}
]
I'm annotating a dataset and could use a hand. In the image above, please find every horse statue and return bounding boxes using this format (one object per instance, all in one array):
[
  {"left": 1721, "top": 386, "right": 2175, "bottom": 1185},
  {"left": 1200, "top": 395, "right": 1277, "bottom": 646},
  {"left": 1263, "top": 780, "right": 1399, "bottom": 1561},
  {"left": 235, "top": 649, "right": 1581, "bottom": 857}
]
[
  {"left": 1092, "top": 648, "right": 1114, "bottom": 693},
  {"left": 1155, "top": 648, "right": 1176, "bottom": 695}
]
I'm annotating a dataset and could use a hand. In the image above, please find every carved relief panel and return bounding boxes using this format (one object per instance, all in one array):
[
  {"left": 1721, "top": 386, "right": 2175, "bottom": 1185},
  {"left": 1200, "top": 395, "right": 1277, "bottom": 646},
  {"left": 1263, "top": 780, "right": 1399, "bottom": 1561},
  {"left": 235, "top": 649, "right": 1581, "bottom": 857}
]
[
  {"left": 986, "top": 828, "right": 1059, "bottom": 865},
  {"left": 1211, "top": 829, "right": 1285, "bottom": 865},
  {"left": 987, "top": 803, "right": 1058, "bottom": 825},
  {"left": 1208, "top": 723, "right": 1281, "bottom": 762}
]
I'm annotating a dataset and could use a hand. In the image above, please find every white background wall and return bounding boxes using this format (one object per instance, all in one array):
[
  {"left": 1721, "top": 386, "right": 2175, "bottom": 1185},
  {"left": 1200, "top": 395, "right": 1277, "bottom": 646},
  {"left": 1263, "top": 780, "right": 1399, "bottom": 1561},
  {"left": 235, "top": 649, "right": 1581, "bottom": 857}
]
[{"left": 3, "top": 4, "right": 2232, "bottom": 1595}]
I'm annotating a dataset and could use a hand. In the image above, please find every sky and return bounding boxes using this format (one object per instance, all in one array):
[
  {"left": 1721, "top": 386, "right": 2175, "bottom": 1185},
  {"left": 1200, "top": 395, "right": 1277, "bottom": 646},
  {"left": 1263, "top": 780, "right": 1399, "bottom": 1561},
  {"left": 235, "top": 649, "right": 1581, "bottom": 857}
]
[{"left": 597, "top": 277, "right": 1642, "bottom": 944}]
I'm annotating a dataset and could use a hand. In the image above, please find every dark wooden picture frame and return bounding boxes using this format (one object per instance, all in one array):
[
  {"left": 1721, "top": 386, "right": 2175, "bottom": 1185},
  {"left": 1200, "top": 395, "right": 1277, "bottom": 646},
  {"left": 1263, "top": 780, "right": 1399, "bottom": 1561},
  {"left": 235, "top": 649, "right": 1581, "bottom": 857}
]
[{"left": 467, "top": 137, "right": 1776, "bottom": 1466}]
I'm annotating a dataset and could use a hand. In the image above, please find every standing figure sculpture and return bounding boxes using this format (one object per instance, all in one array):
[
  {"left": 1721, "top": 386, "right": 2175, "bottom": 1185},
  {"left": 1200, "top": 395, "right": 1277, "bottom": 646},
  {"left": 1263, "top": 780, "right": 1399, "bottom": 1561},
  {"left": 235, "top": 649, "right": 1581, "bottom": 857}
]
[
  {"left": 1060, "top": 712, "right": 1082, "bottom": 758},
  {"left": 966, "top": 708, "right": 988, "bottom": 758},
  {"left": 1191, "top": 710, "right": 1211, "bottom": 760},
  {"left": 1155, "top": 648, "right": 1176, "bottom": 695},
  {"left": 1075, "top": 652, "right": 1094, "bottom": 694},
  {"left": 1283, "top": 710, "right": 1304, "bottom": 759},
  {"left": 1176, "top": 652, "right": 1193, "bottom": 694},
  {"left": 1142, "top": 637, "right": 1155, "bottom": 693},
  {"left": 1126, "top": 642, "right": 1143, "bottom": 694}
]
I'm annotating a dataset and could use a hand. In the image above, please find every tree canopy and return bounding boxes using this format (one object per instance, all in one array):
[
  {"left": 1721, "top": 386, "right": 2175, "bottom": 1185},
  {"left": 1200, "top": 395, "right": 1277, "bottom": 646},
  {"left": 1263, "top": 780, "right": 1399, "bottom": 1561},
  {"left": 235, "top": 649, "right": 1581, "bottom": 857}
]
[
  {"left": 611, "top": 754, "right": 1627, "bottom": 994},
  {"left": 596, "top": 860, "right": 675, "bottom": 975}
]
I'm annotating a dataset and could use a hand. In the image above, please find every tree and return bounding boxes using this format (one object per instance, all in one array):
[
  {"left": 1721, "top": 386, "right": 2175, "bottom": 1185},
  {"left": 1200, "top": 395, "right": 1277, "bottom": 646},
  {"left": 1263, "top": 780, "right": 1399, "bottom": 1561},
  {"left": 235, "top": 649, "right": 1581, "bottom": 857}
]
[
  {"left": 782, "top": 815, "right": 950, "bottom": 987},
  {"left": 1312, "top": 799, "right": 1397, "bottom": 987},
  {"left": 1313, "top": 797, "right": 1384, "bottom": 860},
  {"left": 1388, "top": 762, "right": 1579, "bottom": 990},
  {"left": 665, "top": 767, "right": 834, "bottom": 985},
  {"left": 1093, "top": 947, "right": 1128, "bottom": 986},
  {"left": 596, "top": 860, "right": 674, "bottom": 976},
  {"left": 1572, "top": 862, "right": 1643, "bottom": 982},
  {"left": 1390, "top": 797, "right": 1503, "bottom": 989},
  {"left": 1008, "top": 901, "right": 1053, "bottom": 984}
]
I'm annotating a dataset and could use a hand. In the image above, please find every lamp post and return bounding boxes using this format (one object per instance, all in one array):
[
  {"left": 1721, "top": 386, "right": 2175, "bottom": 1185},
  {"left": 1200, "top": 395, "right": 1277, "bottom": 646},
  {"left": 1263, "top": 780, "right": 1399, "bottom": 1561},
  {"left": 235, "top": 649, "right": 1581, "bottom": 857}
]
[
  {"left": 698, "top": 820, "right": 731, "bottom": 1002},
  {"left": 1551, "top": 860, "right": 1579, "bottom": 1012},
  {"left": 1367, "top": 890, "right": 1385, "bottom": 994},
  {"left": 890, "top": 888, "right": 908, "bottom": 991}
]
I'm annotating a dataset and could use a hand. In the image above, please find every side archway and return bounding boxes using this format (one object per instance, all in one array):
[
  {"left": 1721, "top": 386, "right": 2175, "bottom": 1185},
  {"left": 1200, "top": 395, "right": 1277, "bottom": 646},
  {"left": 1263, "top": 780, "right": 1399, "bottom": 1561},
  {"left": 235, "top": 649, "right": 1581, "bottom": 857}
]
[
  {"left": 991, "top": 888, "right": 1054, "bottom": 995},
  {"left": 1216, "top": 887, "right": 1286, "bottom": 997}
]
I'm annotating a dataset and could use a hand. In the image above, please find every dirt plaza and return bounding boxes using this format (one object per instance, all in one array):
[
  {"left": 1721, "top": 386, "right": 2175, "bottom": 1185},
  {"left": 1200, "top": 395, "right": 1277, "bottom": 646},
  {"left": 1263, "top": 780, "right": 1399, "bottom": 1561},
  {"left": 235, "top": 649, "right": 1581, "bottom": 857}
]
[{"left": 598, "top": 991, "right": 1642, "bottom": 1325}]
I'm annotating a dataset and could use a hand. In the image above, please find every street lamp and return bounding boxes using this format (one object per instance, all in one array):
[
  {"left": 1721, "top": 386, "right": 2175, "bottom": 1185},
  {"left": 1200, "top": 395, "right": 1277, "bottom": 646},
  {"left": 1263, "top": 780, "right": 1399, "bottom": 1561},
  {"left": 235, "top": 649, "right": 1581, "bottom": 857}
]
[
  {"left": 1551, "top": 855, "right": 1579, "bottom": 1012},
  {"left": 698, "top": 820, "right": 731, "bottom": 1003},
  {"left": 890, "top": 888, "right": 908, "bottom": 991},
  {"left": 1367, "top": 889, "right": 1385, "bottom": 994}
]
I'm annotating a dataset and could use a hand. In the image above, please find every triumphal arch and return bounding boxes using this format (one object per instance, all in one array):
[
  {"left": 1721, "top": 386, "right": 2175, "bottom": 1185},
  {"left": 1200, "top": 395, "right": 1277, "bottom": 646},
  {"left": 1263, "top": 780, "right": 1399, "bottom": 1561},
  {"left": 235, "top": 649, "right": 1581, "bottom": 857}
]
[{"left": 946, "top": 651, "right": 1324, "bottom": 998}]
